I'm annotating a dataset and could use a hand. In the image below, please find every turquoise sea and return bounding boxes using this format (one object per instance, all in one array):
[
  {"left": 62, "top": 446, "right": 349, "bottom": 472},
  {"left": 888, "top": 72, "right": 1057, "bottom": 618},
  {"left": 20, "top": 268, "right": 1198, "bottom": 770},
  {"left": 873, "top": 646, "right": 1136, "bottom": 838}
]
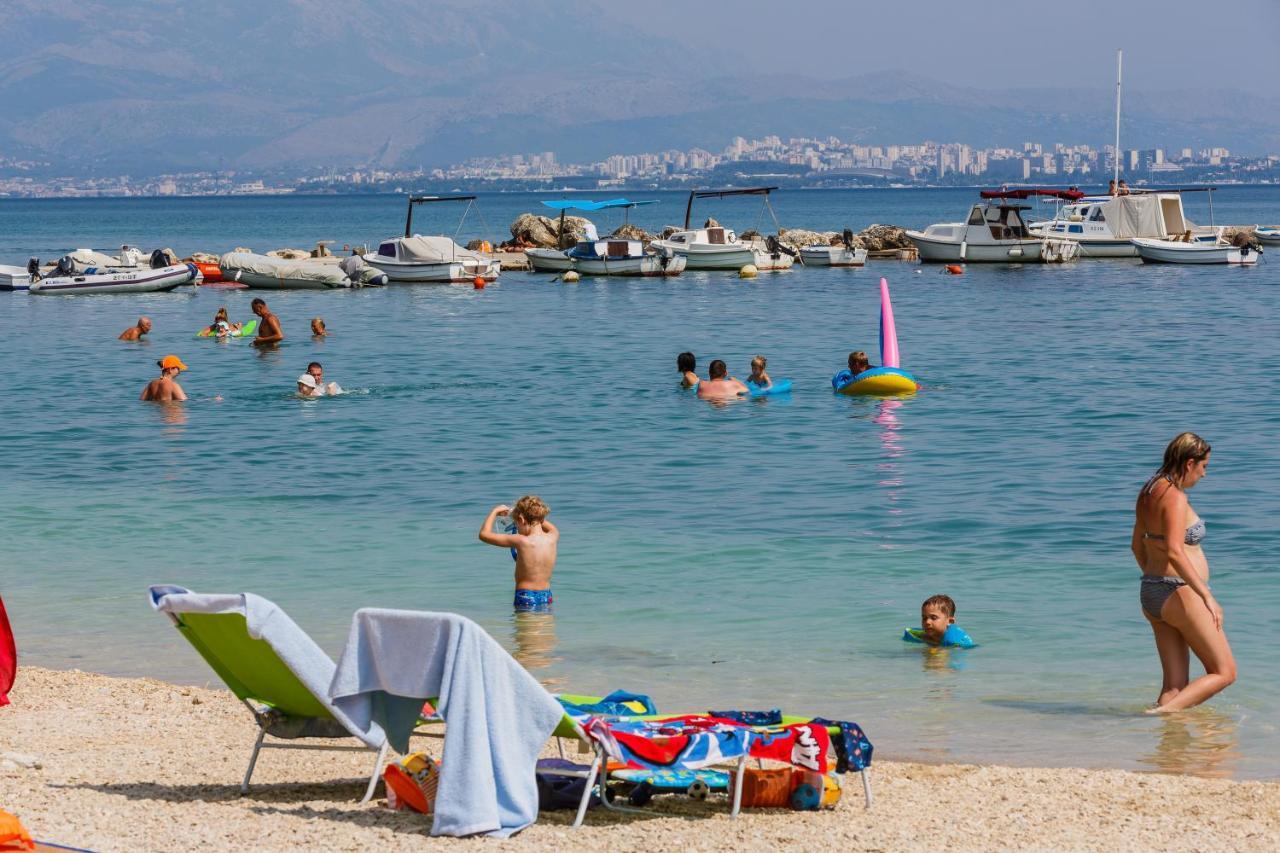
[{"left": 1, "top": 188, "right": 1277, "bottom": 780}]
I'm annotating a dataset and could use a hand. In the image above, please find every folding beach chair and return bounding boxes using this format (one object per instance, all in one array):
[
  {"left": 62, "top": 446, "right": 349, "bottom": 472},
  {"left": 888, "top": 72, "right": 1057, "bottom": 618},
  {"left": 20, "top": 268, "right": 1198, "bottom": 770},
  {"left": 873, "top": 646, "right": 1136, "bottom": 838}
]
[{"left": 148, "top": 585, "right": 409, "bottom": 802}]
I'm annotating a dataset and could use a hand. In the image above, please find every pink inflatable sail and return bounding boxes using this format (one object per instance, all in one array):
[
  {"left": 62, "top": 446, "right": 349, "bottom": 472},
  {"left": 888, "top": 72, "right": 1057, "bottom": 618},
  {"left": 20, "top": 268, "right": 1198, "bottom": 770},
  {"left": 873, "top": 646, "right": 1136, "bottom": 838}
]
[{"left": 878, "top": 277, "right": 900, "bottom": 369}]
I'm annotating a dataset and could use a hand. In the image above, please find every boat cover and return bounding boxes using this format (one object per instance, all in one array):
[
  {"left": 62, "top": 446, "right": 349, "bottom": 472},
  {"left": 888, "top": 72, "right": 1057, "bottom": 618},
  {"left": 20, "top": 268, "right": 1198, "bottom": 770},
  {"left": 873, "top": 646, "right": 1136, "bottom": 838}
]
[
  {"left": 219, "top": 252, "right": 350, "bottom": 286},
  {"left": 1098, "top": 195, "right": 1174, "bottom": 239},
  {"left": 398, "top": 236, "right": 487, "bottom": 264},
  {"left": 58, "top": 248, "right": 132, "bottom": 273},
  {"left": 541, "top": 198, "right": 657, "bottom": 212}
]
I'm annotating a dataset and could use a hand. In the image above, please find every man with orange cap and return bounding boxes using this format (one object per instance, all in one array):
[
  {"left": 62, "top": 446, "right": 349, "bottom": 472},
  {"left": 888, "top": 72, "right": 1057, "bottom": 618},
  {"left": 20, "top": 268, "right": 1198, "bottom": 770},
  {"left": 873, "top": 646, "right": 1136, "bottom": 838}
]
[{"left": 140, "top": 354, "right": 189, "bottom": 402}]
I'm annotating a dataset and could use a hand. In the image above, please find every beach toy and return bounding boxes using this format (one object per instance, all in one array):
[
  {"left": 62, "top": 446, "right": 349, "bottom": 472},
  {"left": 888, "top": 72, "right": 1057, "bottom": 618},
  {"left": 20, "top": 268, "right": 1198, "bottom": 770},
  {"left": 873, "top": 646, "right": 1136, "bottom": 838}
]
[
  {"left": 745, "top": 379, "right": 793, "bottom": 397},
  {"left": 790, "top": 781, "right": 821, "bottom": 811},
  {"left": 902, "top": 624, "right": 976, "bottom": 649},
  {"left": 613, "top": 768, "right": 730, "bottom": 801},
  {"left": 383, "top": 752, "right": 441, "bottom": 814},
  {"left": 504, "top": 522, "right": 518, "bottom": 561},
  {"left": 0, "top": 810, "right": 33, "bottom": 850},
  {"left": 833, "top": 277, "right": 919, "bottom": 395},
  {"left": 195, "top": 319, "right": 258, "bottom": 339},
  {"left": 739, "top": 263, "right": 758, "bottom": 278}
]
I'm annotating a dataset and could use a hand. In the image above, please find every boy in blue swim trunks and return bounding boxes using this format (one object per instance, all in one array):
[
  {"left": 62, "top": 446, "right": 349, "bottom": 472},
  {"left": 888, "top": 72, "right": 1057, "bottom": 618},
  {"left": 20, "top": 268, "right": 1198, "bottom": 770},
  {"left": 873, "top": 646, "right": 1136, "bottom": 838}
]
[{"left": 479, "top": 495, "right": 558, "bottom": 612}]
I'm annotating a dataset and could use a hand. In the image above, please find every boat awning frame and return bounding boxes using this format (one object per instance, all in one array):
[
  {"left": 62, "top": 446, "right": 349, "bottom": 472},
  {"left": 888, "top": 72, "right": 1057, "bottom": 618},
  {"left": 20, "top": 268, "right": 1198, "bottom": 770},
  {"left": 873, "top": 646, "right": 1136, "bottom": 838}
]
[{"left": 683, "top": 186, "right": 781, "bottom": 230}]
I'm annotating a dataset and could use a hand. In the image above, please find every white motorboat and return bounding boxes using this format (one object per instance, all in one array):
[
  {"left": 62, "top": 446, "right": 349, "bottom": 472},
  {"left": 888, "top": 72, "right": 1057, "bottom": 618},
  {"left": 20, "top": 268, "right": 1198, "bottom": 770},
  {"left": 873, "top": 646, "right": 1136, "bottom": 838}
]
[
  {"left": 0, "top": 263, "right": 32, "bottom": 291},
  {"left": 800, "top": 232, "right": 868, "bottom": 267},
  {"left": 219, "top": 253, "right": 354, "bottom": 289},
  {"left": 363, "top": 195, "right": 500, "bottom": 283},
  {"left": 1132, "top": 237, "right": 1261, "bottom": 265},
  {"left": 566, "top": 239, "right": 686, "bottom": 276},
  {"left": 650, "top": 187, "right": 796, "bottom": 271},
  {"left": 29, "top": 262, "right": 197, "bottom": 294},
  {"left": 1029, "top": 190, "right": 1222, "bottom": 258},
  {"left": 1254, "top": 226, "right": 1280, "bottom": 245},
  {"left": 525, "top": 248, "right": 575, "bottom": 272},
  {"left": 906, "top": 198, "right": 1077, "bottom": 263}
]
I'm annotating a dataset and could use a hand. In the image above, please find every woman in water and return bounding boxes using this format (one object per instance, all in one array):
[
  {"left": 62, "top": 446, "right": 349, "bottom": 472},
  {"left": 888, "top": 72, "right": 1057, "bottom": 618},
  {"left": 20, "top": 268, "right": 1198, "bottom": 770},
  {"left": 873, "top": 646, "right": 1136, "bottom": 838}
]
[
  {"left": 677, "top": 351, "right": 699, "bottom": 388},
  {"left": 1132, "top": 432, "right": 1236, "bottom": 712}
]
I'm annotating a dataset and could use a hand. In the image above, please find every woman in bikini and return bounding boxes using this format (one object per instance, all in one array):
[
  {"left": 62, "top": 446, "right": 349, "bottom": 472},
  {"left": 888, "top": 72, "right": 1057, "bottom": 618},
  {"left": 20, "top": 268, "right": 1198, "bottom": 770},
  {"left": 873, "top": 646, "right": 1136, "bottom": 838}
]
[{"left": 1132, "top": 432, "right": 1236, "bottom": 712}]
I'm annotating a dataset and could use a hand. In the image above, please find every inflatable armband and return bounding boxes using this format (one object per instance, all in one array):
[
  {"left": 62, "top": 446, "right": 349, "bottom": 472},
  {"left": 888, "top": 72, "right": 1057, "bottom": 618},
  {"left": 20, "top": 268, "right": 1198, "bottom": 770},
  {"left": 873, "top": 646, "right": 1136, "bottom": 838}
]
[{"left": 902, "top": 625, "right": 975, "bottom": 649}]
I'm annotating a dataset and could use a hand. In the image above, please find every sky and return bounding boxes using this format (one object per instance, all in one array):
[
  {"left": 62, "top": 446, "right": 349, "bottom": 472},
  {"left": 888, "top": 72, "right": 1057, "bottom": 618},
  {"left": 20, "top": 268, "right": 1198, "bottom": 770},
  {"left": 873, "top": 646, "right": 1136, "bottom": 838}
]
[{"left": 630, "top": 0, "right": 1280, "bottom": 95}]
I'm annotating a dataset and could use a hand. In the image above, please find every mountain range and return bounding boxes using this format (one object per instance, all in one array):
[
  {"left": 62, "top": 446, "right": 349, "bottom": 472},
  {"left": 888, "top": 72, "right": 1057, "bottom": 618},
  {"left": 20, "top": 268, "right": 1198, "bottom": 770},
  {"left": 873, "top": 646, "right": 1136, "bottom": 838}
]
[{"left": 3, "top": 0, "right": 1278, "bottom": 176}]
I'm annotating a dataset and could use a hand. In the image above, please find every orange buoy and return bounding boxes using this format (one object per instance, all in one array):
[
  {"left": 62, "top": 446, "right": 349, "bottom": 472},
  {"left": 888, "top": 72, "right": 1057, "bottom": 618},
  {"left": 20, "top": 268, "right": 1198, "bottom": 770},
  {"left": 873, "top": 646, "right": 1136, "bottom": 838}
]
[
  {"left": 946, "top": 264, "right": 964, "bottom": 275},
  {"left": 473, "top": 277, "right": 486, "bottom": 289}
]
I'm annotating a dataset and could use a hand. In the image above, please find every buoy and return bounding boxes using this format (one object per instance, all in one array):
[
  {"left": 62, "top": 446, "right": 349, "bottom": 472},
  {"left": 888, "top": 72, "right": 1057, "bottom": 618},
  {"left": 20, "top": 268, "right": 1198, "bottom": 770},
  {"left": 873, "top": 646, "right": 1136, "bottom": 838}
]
[
  {"left": 945, "top": 264, "right": 963, "bottom": 275},
  {"left": 562, "top": 270, "right": 580, "bottom": 283},
  {"left": 473, "top": 276, "right": 486, "bottom": 289},
  {"left": 739, "top": 264, "right": 758, "bottom": 279}
]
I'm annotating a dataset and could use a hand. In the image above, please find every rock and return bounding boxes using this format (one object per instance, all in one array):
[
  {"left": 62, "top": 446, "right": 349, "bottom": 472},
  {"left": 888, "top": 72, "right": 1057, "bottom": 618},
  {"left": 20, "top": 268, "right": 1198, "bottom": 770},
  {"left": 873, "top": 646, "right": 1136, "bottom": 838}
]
[
  {"left": 465, "top": 239, "right": 494, "bottom": 251},
  {"left": 187, "top": 252, "right": 220, "bottom": 264},
  {"left": 659, "top": 225, "right": 681, "bottom": 239},
  {"left": 739, "top": 229, "right": 761, "bottom": 241},
  {"left": 610, "top": 223, "right": 654, "bottom": 243},
  {"left": 779, "top": 228, "right": 837, "bottom": 249},
  {"left": 232, "top": 246, "right": 253, "bottom": 254},
  {"left": 2, "top": 752, "right": 42, "bottom": 769},
  {"left": 157, "top": 247, "right": 180, "bottom": 266},
  {"left": 858, "top": 224, "right": 912, "bottom": 252},
  {"left": 703, "top": 217, "right": 720, "bottom": 228},
  {"left": 266, "top": 248, "right": 310, "bottom": 260},
  {"left": 508, "top": 213, "right": 593, "bottom": 249}
]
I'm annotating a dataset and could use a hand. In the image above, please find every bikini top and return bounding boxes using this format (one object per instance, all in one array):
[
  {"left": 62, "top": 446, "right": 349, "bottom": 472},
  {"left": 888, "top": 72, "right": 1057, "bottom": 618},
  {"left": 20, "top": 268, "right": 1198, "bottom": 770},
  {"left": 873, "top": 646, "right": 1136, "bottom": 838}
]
[{"left": 1143, "top": 518, "right": 1205, "bottom": 546}]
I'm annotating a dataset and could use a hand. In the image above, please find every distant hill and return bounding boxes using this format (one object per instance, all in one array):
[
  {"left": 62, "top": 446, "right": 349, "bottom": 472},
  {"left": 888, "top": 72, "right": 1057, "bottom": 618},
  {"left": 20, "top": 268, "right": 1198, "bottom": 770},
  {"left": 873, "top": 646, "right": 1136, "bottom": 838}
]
[{"left": 2, "top": 2, "right": 1277, "bottom": 174}]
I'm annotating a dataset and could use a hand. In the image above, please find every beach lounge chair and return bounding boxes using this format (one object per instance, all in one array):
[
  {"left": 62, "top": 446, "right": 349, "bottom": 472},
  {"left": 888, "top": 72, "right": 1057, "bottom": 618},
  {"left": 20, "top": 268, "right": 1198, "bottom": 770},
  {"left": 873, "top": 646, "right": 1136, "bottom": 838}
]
[{"left": 148, "top": 585, "right": 400, "bottom": 802}]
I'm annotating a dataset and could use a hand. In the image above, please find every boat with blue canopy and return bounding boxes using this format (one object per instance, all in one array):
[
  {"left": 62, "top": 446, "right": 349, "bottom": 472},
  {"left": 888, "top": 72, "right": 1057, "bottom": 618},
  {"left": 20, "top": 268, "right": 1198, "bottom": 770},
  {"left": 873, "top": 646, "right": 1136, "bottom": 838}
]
[{"left": 526, "top": 198, "right": 668, "bottom": 274}]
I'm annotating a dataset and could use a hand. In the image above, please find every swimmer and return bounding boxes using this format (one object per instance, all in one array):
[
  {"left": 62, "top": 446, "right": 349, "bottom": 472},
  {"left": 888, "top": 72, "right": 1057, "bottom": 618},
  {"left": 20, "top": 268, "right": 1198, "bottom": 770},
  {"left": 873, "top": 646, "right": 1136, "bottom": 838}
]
[
  {"left": 919, "top": 595, "right": 958, "bottom": 646},
  {"left": 251, "top": 298, "right": 284, "bottom": 347},
  {"left": 311, "top": 317, "right": 327, "bottom": 337},
  {"left": 478, "top": 496, "right": 559, "bottom": 612},
  {"left": 298, "top": 361, "right": 342, "bottom": 396},
  {"left": 695, "top": 359, "right": 748, "bottom": 400},
  {"left": 208, "top": 307, "right": 242, "bottom": 337},
  {"left": 748, "top": 355, "right": 772, "bottom": 389},
  {"left": 677, "top": 351, "right": 699, "bottom": 388},
  {"left": 140, "top": 355, "right": 188, "bottom": 402},
  {"left": 119, "top": 316, "right": 152, "bottom": 341},
  {"left": 848, "top": 350, "right": 874, "bottom": 376}
]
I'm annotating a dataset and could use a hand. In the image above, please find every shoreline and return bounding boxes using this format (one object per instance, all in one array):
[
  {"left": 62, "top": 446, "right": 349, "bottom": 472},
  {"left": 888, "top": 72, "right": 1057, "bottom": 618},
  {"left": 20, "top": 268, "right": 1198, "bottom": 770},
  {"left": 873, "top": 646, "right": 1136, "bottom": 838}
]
[{"left": 2, "top": 667, "right": 1277, "bottom": 851}]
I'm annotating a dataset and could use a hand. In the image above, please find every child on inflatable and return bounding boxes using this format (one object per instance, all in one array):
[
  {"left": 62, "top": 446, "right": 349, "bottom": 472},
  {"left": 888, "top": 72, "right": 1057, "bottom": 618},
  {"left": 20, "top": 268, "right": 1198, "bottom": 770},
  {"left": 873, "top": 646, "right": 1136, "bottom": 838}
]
[
  {"left": 748, "top": 355, "right": 772, "bottom": 390},
  {"left": 904, "top": 594, "right": 975, "bottom": 648},
  {"left": 478, "top": 496, "right": 559, "bottom": 613}
]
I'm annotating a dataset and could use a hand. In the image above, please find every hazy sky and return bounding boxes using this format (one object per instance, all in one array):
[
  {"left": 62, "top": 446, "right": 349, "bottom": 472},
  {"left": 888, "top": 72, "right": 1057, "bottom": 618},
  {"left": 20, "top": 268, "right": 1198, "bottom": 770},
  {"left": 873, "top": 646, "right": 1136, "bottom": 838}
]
[{"left": 632, "top": 0, "right": 1280, "bottom": 94}]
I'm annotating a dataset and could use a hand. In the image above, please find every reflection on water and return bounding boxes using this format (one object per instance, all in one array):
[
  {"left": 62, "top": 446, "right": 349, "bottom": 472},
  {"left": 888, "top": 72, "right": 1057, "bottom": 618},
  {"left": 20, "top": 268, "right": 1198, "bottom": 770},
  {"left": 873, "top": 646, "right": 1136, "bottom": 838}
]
[
  {"left": 150, "top": 401, "right": 188, "bottom": 430},
  {"left": 873, "top": 399, "right": 907, "bottom": 514},
  {"left": 510, "top": 611, "right": 563, "bottom": 690},
  {"left": 1139, "top": 707, "right": 1241, "bottom": 779}
]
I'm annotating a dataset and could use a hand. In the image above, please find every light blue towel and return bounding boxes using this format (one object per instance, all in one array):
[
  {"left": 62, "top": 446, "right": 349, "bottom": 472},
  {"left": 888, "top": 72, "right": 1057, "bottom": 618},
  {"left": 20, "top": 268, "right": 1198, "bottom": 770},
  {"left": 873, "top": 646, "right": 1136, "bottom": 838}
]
[
  {"left": 329, "top": 608, "right": 565, "bottom": 838},
  {"left": 147, "top": 585, "right": 387, "bottom": 747}
]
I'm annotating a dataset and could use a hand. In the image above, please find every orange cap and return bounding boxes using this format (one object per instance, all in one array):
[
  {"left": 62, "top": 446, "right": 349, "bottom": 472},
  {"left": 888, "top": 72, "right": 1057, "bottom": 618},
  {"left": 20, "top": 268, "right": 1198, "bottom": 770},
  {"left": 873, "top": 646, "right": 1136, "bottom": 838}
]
[{"left": 158, "top": 355, "right": 188, "bottom": 371}]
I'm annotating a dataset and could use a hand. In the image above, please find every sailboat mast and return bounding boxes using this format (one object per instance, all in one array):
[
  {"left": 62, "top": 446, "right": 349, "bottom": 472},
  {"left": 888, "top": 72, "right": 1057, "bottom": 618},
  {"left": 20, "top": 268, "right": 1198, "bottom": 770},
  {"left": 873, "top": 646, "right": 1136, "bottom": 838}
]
[{"left": 1113, "top": 49, "right": 1123, "bottom": 186}]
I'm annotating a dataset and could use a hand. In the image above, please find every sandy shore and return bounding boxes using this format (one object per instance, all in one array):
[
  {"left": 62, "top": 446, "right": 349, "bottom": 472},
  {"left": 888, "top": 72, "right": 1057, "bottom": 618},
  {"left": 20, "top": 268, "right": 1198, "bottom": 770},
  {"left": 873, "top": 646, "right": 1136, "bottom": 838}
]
[{"left": 1, "top": 668, "right": 1277, "bottom": 851}]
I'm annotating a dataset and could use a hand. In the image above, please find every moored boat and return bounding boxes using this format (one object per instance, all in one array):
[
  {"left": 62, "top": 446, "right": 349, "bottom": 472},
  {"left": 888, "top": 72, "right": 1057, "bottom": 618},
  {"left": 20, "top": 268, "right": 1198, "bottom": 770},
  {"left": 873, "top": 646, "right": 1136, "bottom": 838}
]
[
  {"left": 650, "top": 187, "right": 797, "bottom": 271},
  {"left": 566, "top": 239, "right": 685, "bottom": 276},
  {"left": 1254, "top": 226, "right": 1280, "bottom": 245},
  {"left": 0, "top": 263, "right": 32, "bottom": 291},
  {"left": 906, "top": 196, "right": 1077, "bottom": 263},
  {"left": 800, "top": 232, "right": 868, "bottom": 267},
  {"left": 29, "top": 262, "right": 197, "bottom": 294},
  {"left": 525, "top": 248, "right": 575, "bottom": 272},
  {"left": 1132, "top": 237, "right": 1260, "bottom": 265},
  {"left": 218, "top": 253, "right": 354, "bottom": 289},
  {"left": 1028, "top": 189, "right": 1222, "bottom": 257},
  {"left": 363, "top": 195, "right": 501, "bottom": 283}
]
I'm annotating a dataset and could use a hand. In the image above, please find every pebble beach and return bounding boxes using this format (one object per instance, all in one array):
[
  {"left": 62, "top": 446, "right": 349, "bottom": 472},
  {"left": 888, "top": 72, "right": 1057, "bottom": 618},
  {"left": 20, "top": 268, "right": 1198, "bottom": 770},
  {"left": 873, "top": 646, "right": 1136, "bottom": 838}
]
[{"left": 2, "top": 668, "right": 1278, "bottom": 851}]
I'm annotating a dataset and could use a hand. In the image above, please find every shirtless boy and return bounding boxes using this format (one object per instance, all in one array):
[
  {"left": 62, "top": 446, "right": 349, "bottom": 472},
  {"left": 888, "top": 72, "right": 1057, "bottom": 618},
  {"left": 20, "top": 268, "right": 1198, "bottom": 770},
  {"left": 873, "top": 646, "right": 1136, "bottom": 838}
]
[{"left": 478, "top": 496, "right": 559, "bottom": 612}]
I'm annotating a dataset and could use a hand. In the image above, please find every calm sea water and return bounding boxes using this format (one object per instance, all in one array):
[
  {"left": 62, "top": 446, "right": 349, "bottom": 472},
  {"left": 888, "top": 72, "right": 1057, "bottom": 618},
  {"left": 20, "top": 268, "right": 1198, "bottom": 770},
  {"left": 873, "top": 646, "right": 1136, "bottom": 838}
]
[{"left": 1, "top": 188, "right": 1277, "bottom": 780}]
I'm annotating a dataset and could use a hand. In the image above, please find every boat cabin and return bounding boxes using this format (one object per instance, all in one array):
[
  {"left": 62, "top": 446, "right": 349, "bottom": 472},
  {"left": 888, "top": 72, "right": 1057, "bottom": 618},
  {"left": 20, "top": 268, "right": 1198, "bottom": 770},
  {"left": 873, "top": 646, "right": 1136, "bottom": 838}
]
[
  {"left": 567, "top": 239, "right": 644, "bottom": 259},
  {"left": 661, "top": 227, "right": 740, "bottom": 246},
  {"left": 965, "top": 204, "right": 1033, "bottom": 240}
]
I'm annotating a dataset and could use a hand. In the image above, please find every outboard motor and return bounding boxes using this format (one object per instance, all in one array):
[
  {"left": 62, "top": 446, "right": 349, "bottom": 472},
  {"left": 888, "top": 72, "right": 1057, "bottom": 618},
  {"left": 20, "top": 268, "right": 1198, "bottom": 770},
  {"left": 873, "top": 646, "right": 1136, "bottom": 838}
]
[
  {"left": 26, "top": 257, "right": 40, "bottom": 281},
  {"left": 150, "top": 248, "right": 169, "bottom": 269},
  {"left": 842, "top": 228, "right": 855, "bottom": 251},
  {"left": 766, "top": 235, "right": 797, "bottom": 259},
  {"left": 56, "top": 255, "right": 75, "bottom": 276}
]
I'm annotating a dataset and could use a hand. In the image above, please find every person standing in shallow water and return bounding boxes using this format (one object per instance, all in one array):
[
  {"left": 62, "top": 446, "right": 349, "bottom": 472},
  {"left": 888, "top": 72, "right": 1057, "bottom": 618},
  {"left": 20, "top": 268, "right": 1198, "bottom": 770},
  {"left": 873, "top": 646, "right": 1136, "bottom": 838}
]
[
  {"left": 119, "top": 316, "right": 151, "bottom": 341},
  {"left": 251, "top": 298, "right": 284, "bottom": 347},
  {"left": 1132, "top": 432, "right": 1236, "bottom": 712}
]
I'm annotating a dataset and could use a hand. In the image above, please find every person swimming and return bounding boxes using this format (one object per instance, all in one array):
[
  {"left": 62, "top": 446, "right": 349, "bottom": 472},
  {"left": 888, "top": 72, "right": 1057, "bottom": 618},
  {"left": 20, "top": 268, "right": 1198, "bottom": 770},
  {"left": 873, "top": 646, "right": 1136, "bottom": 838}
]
[
  {"left": 696, "top": 359, "right": 748, "bottom": 400},
  {"left": 748, "top": 355, "right": 772, "bottom": 389},
  {"left": 677, "top": 351, "right": 699, "bottom": 388}
]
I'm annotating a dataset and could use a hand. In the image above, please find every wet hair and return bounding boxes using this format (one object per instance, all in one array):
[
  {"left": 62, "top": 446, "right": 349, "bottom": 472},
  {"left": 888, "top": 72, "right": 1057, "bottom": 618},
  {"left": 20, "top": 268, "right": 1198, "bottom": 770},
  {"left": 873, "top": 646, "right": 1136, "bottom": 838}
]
[
  {"left": 751, "top": 355, "right": 767, "bottom": 371},
  {"left": 922, "top": 594, "right": 956, "bottom": 617},
  {"left": 214, "top": 307, "right": 228, "bottom": 322},
  {"left": 307, "top": 361, "right": 322, "bottom": 372},
  {"left": 848, "top": 350, "right": 869, "bottom": 372},
  {"left": 251, "top": 298, "right": 266, "bottom": 309},
  {"left": 513, "top": 494, "right": 549, "bottom": 523},
  {"left": 1153, "top": 432, "right": 1211, "bottom": 487},
  {"left": 677, "top": 351, "right": 696, "bottom": 373},
  {"left": 708, "top": 359, "right": 727, "bottom": 379},
  {"left": 312, "top": 317, "right": 326, "bottom": 330}
]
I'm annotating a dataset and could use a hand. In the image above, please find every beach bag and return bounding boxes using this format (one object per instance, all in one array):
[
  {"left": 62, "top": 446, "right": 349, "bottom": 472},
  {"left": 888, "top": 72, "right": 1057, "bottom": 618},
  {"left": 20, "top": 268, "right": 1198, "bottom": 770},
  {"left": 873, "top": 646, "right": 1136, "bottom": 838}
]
[
  {"left": 0, "top": 809, "right": 34, "bottom": 851},
  {"left": 383, "top": 753, "right": 441, "bottom": 814},
  {"left": 735, "top": 767, "right": 792, "bottom": 808},
  {"left": 535, "top": 759, "right": 600, "bottom": 811}
]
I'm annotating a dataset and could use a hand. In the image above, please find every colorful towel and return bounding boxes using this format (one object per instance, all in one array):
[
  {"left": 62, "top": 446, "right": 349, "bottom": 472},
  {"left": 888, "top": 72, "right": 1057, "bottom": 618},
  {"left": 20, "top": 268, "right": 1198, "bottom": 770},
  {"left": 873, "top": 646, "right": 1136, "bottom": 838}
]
[
  {"left": 0, "top": 596, "right": 14, "bottom": 707},
  {"left": 809, "top": 718, "right": 874, "bottom": 772},
  {"left": 586, "top": 715, "right": 831, "bottom": 774},
  {"left": 559, "top": 691, "right": 657, "bottom": 717}
]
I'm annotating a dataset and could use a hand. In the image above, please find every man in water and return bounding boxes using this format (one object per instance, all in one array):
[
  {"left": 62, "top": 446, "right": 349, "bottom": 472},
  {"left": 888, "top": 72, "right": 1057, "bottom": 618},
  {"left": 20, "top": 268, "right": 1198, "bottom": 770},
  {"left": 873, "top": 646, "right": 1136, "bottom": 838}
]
[
  {"left": 251, "top": 298, "right": 284, "bottom": 347},
  {"left": 140, "top": 355, "right": 188, "bottom": 402},
  {"left": 118, "top": 316, "right": 152, "bottom": 341},
  {"left": 696, "top": 359, "right": 748, "bottom": 400},
  {"left": 297, "top": 361, "right": 342, "bottom": 396}
]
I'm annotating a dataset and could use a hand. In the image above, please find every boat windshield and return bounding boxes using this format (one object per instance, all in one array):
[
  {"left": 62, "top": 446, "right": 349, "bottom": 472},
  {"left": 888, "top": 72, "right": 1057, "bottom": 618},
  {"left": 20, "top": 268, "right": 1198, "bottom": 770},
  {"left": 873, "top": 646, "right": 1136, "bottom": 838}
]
[
  {"left": 378, "top": 242, "right": 397, "bottom": 257},
  {"left": 985, "top": 206, "right": 1030, "bottom": 239}
]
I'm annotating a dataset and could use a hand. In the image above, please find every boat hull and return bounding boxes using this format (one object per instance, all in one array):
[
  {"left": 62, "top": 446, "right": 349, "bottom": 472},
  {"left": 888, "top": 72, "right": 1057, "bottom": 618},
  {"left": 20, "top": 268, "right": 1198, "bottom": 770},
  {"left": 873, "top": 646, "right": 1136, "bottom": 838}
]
[
  {"left": 906, "top": 232, "right": 1044, "bottom": 263},
  {"left": 29, "top": 264, "right": 197, "bottom": 295},
  {"left": 1255, "top": 229, "right": 1280, "bottom": 245},
  {"left": 572, "top": 254, "right": 687, "bottom": 277},
  {"left": 363, "top": 255, "right": 501, "bottom": 283},
  {"left": 0, "top": 265, "right": 31, "bottom": 291},
  {"left": 227, "top": 269, "right": 351, "bottom": 289},
  {"left": 525, "top": 249, "right": 574, "bottom": 273},
  {"left": 1133, "top": 239, "right": 1260, "bottom": 265},
  {"left": 799, "top": 246, "right": 867, "bottom": 267}
]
